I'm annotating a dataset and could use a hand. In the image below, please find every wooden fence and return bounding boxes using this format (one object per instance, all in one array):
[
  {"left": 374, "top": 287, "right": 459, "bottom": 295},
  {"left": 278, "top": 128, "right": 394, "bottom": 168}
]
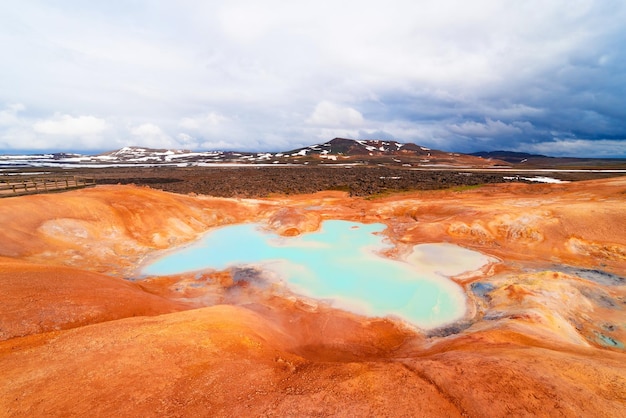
[{"left": 0, "top": 175, "right": 96, "bottom": 198}]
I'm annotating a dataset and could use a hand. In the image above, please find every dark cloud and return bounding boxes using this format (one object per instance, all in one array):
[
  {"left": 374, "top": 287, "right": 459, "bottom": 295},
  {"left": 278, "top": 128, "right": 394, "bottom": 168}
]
[{"left": 0, "top": 1, "right": 624, "bottom": 157}]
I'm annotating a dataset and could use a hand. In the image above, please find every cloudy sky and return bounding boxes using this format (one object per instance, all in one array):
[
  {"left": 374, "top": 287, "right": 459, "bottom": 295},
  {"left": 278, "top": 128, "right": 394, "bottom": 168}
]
[{"left": 1, "top": 1, "right": 625, "bottom": 157}]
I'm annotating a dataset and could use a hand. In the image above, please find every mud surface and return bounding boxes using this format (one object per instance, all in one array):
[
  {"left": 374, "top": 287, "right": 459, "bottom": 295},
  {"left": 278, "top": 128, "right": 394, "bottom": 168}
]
[{"left": 1, "top": 177, "right": 625, "bottom": 417}]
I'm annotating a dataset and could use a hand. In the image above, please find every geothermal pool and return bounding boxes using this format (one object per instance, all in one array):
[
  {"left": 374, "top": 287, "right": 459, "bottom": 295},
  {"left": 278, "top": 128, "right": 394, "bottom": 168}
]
[{"left": 141, "top": 220, "right": 493, "bottom": 329}]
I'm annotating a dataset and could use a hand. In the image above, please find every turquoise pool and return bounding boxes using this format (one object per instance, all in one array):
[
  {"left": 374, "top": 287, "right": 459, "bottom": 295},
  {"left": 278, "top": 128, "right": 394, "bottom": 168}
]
[{"left": 141, "top": 220, "right": 490, "bottom": 329}]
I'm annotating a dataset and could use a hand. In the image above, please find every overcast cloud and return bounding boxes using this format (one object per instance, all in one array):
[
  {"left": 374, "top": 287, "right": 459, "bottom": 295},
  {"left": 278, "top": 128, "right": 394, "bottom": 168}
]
[{"left": 1, "top": 0, "right": 625, "bottom": 157}]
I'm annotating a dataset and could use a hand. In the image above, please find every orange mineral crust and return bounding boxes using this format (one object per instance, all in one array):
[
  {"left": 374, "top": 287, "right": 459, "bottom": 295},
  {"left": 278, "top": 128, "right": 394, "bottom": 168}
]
[
  {"left": 1, "top": 179, "right": 625, "bottom": 417},
  {"left": 0, "top": 257, "right": 189, "bottom": 341}
]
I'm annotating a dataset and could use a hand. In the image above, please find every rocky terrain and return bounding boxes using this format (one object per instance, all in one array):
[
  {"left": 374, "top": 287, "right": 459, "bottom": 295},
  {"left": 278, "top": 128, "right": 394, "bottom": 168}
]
[
  {"left": 1, "top": 175, "right": 625, "bottom": 416},
  {"left": 90, "top": 166, "right": 522, "bottom": 197},
  {"left": 3, "top": 138, "right": 624, "bottom": 200}
]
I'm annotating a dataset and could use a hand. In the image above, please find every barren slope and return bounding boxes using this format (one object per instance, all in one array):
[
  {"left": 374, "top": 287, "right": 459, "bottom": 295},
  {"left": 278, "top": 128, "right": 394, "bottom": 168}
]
[{"left": 1, "top": 179, "right": 625, "bottom": 416}]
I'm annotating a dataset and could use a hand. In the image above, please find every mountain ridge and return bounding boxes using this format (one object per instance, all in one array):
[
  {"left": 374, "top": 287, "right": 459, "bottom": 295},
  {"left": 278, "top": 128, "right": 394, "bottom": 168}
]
[
  {"left": 470, "top": 150, "right": 626, "bottom": 165},
  {"left": 4, "top": 138, "right": 624, "bottom": 169},
  {"left": 470, "top": 151, "right": 550, "bottom": 163},
  {"left": 0, "top": 138, "right": 507, "bottom": 168}
]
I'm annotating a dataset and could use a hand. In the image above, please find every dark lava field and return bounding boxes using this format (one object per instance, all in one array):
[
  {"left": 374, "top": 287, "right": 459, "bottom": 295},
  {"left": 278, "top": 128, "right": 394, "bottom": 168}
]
[{"left": 67, "top": 166, "right": 572, "bottom": 197}]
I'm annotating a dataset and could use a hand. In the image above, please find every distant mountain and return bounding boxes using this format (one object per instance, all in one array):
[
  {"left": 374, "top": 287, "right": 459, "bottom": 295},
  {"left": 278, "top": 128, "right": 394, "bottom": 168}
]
[
  {"left": 286, "top": 137, "right": 432, "bottom": 156},
  {"left": 280, "top": 138, "right": 508, "bottom": 166},
  {"left": 96, "top": 146, "right": 231, "bottom": 163},
  {"left": 0, "top": 138, "right": 510, "bottom": 168},
  {"left": 98, "top": 146, "right": 192, "bottom": 161},
  {"left": 471, "top": 150, "right": 626, "bottom": 167},
  {"left": 470, "top": 151, "right": 549, "bottom": 163}
]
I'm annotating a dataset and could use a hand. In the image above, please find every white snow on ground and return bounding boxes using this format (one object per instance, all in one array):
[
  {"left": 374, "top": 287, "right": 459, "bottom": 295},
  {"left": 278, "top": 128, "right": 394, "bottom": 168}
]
[
  {"left": 167, "top": 152, "right": 214, "bottom": 159},
  {"left": 504, "top": 176, "right": 569, "bottom": 184},
  {"left": 356, "top": 140, "right": 377, "bottom": 152},
  {"left": 0, "top": 171, "right": 51, "bottom": 175},
  {"left": 0, "top": 154, "right": 54, "bottom": 160}
]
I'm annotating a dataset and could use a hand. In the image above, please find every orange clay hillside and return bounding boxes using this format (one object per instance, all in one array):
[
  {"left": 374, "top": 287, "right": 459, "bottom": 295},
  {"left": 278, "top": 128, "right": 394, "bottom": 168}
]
[{"left": 1, "top": 178, "right": 625, "bottom": 417}]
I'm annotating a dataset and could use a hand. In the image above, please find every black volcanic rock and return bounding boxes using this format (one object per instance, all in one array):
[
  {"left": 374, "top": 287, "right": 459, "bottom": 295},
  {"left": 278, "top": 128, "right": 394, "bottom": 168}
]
[{"left": 84, "top": 166, "right": 520, "bottom": 197}]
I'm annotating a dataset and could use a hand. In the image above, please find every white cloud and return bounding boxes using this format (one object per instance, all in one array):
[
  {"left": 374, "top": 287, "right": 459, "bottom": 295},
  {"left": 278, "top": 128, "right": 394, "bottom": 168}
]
[
  {"left": 0, "top": 103, "right": 26, "bottom": 126},
  {"left": 0, "top": 111, "right": 110, "bottom": 151},
  {"left": 218, "top": 3, "right": 282, "bottom": 44},
  {"left": 447, "top": 118, "right": 524, "bottom": 138},
  {"left": 130, "top": 123, "right": 173, "bottom": 148},
  {"left": 179, "top": 112, "right": 228, "bottom": 131},
  {"left": 307, "top": 101, "right": 364, "bottom": 127},
  {"left": 517, "top": 139, "right": 626, "bottom": 158},
  {"left": 175, "top": 133, "right": 198, "bottom": 148},
  {"left": 0, "top": 1, "right": 624, "bottom": 155},
  {"left": 33, "top": 114, "right": 106, "bottom": 136},
  {"left": 198, "top": 139, "right": 249, "bottom": 150}
]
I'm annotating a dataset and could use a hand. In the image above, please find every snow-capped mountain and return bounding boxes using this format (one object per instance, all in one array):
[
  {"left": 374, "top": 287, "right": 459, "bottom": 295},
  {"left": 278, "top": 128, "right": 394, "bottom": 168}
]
[
  {"left": 0, "top": 139, "right": 506, "bottom": 168},
  {"left": 287, "top": 137, "right": 430, "bottom": 155},
  {"left": 96, "top": 146, "right": 224, "bottom": 163},
  {"left": 285, "top": 137, "right": 435, "bottom": 158}
]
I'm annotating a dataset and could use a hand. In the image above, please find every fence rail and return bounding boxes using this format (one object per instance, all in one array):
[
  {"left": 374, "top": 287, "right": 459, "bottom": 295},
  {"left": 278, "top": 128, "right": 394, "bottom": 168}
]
[{"left": 0, "top": 175, "right": 96, "bottom": 197}]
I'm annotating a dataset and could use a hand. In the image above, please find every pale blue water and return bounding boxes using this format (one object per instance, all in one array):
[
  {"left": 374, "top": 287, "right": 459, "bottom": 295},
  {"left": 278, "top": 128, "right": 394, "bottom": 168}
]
[{"left": 141, "top": 220, "right": 472, "bottom": 329}]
